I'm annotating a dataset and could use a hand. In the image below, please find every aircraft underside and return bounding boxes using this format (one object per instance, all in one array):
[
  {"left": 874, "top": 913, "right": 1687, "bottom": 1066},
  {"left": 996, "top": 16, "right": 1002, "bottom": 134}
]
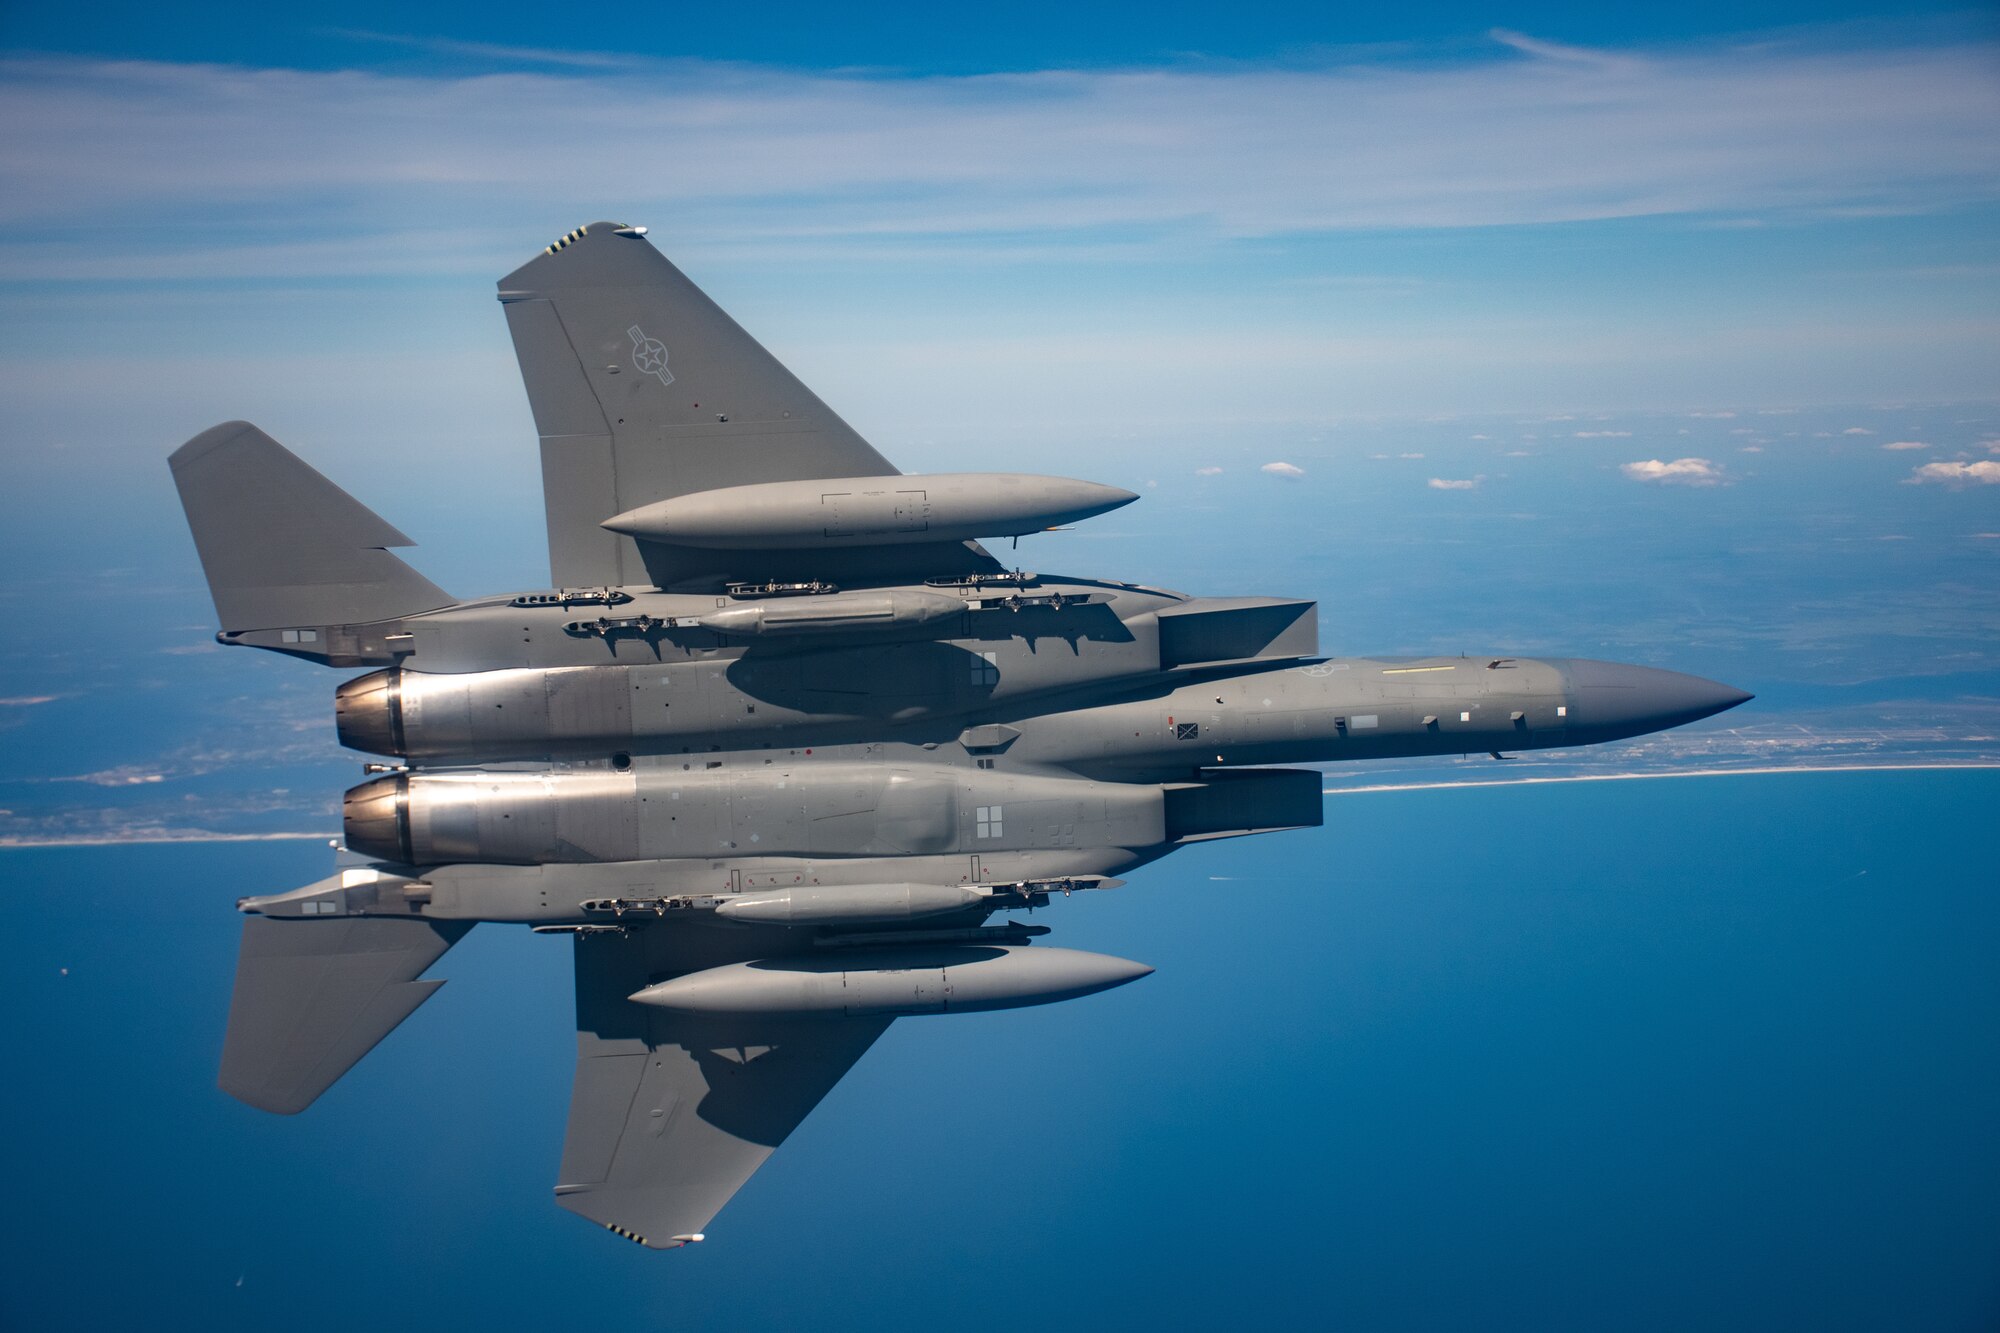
[{"left": 172, "top": 221, "right": 1749, "bottom": 1248}]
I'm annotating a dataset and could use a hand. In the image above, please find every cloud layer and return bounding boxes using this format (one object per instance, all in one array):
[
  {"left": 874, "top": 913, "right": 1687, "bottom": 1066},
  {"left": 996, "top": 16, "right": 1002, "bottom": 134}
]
[{"left": 3, "top": 29, "right": 1998, "bottom": 277}]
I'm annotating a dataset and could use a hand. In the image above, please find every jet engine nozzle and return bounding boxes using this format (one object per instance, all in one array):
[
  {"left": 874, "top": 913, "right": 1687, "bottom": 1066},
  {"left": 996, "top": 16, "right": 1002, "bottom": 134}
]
[
  {"left": 343, "top": 773, "right": 412, "bottom": 864},
  {"left": 335, "top": 668, "right": 406, "bottom": 756}
]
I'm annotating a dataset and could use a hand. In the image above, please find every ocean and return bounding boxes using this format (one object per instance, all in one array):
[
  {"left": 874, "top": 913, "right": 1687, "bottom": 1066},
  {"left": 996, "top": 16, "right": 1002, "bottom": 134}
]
[{"left": 6, "top": 768, "right": 1994, "bottom": 1330}]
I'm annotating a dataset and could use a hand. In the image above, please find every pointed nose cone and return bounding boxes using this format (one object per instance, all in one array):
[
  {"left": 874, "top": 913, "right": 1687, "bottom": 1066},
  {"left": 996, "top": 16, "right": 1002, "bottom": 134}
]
[
  {"left": 1060, "top": 480, "right": 1141, "bottom": 524},
  {"left": 1098, "top": 956, "right": 1156, "bottom": 988},
  {"left": 1562, "top": 659, "right": 1752, "bottom": 742}
]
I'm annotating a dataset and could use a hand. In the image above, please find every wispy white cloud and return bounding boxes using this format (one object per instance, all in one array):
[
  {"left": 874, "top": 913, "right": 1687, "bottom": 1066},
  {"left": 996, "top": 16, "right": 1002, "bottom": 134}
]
[
  {"left": 1574, "top": 429, "right": 1632, "bottom": 438},
  {"left": 325, "top": 28, "right": 646, "bottom": 70},
  {"left": 52, "top": 767, "right": 166, "bottom": 786},
  {"left": 1194, "top": 466, "right": 1223, "bottom": 476},
  {"left": 1, "top": 31, "right": 1996, "bottom": 276},
  {"left": 1322, "top": 761, "right": 2000, "bottom": 797},
  {"left": 1843, "top": 426, "right": 1875, "bottom": 435},
  {"left": 0, "top": 830, "right": 331, "bottom": 849},
  {"left": 1621, "top": 456, "right": 1725, "bottom": 485},
  {"left": 1261, "top": 461, "right": 1306, "bottom": 479},
  {"left": 1881, "top": 440, "right": 1928, "bottom": 450},
  {"left": 1487, "top": 29, "right": 1640, "bottom": 70},
  {"left": 0, "top": 695, "right": 61, "bottom": 706},
  {"left": 1906, "top": 460, "right": 2000, "bottom": 486},
  {"left": 1427, "top": 476, "right": 1481, "bottom": 490}
]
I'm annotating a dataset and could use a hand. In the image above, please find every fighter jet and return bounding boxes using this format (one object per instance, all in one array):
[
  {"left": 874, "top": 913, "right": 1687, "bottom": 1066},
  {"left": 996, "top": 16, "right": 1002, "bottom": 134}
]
[{"left": 170, "top": 222, "right": 1751, "bottom": 1250}]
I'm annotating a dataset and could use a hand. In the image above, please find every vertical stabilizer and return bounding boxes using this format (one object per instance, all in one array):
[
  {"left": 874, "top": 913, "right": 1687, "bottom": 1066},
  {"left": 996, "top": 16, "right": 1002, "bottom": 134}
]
[{"left": 497, "top": 223, "right": 898, "bottom": 587}]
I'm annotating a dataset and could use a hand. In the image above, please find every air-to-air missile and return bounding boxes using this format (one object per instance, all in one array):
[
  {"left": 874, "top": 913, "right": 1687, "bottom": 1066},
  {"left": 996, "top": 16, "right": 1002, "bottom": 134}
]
[{"left": 173, "top": 221, "right": 1752, "bottom": 1249}]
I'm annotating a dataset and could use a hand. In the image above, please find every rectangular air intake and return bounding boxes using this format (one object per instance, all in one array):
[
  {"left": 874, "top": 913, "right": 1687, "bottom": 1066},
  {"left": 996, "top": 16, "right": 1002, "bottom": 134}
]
[
  {"left": 1157, "top": 598, "right": 1318, "bottom": 668},
  {"left": 1165, "top": 768, "right": 1324, "bottom": 842}
]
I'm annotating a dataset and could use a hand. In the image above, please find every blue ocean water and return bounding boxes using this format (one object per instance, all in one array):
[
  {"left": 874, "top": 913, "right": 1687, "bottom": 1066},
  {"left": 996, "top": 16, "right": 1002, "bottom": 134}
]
[
  {"left": 4, "top": 769, "right": 1994, "bottom": 1330},
  {"left": 1, "top": 402, "right": 1992, "bottom": 1325}
]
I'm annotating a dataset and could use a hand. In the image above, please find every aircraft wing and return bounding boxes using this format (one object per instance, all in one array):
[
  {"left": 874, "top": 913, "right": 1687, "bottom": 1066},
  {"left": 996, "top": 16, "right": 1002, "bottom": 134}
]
[
  {"left": 220, "top": 908, "right": 472, "bottom": 1115},
  {"left": 556, "top": 924, "right": 891, "bottom": 1248},
  {"left": 498, "top": 222, "right": 998, "bottom": 592}
]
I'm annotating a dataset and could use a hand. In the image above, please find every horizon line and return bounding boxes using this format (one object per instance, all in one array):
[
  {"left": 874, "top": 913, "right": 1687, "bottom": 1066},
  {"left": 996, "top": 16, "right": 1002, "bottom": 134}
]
[{"left": 1322, "top": 760, "right": 2000, "bottom": 795}]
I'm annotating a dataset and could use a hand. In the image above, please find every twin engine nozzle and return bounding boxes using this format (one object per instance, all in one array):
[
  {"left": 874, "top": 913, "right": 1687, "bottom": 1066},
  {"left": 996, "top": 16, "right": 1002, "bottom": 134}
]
[
  {"left": 342, "top": 772, "right": 411, "bottom": 864},
  {"left": 334, "top": 668, "right": 404, "bottom": 758}
]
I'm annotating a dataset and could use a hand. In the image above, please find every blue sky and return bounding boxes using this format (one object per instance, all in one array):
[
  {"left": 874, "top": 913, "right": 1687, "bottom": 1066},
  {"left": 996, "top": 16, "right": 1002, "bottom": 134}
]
[
  {"left": 4, "top": 9, "right": 2000, "bottom": 1321},
  {"left": 2, "top": 1, "right": 1997, "bottom": 474}
]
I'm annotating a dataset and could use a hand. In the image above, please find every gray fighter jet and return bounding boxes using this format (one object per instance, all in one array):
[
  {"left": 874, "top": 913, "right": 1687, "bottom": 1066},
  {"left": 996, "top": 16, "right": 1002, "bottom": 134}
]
[{"left": 170, "top": 222, "right": 1750, "bottom": 1250}]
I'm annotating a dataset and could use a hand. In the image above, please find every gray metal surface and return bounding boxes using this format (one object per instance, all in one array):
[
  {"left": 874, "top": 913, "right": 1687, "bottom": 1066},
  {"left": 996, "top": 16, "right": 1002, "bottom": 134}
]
[
  {"left": 218, "top": 906, "right": 471, "bottom": 1114},
  {"left": 558, "top": 925, "right": 889, "bottom": 1249},
  {"left": 631, "top": 944, "right": 1155, "bottom": 1017},
  {"left": 498, "top": 222, "right": 898, "bottom": 588},
  {"left": 602, "top": 472, "right": 1137, "bottom": 548},
  {"left": 169, "top": 422, "right": 452, "bottom": 633},
  {"left": 175, "top": 221, "right": 1753, "bottom": 1251}
]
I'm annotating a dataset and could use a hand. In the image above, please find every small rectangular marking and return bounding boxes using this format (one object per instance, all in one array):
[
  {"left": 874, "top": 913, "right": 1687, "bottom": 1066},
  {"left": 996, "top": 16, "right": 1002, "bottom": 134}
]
[{"left": 1351, "top": 714, "right": 1379, "bottom": 729}]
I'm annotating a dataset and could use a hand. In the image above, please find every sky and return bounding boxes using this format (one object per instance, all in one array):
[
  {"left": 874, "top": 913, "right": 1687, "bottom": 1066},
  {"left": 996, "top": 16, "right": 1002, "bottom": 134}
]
[
  {"left": 3, "top": 3, "right": 2000, "bottom": 1327},
  {"left": 2, "top": 0, "right": 1999, "bottom": 481}
]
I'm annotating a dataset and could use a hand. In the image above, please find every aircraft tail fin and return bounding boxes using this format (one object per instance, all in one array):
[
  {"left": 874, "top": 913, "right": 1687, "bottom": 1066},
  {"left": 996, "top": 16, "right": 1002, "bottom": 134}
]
[
  {"left": 220, "top": 910, "right": 472, "bottom": 1115},
  {"left": 497, "top": 222, "right": 899, "bottom": 587},
  {"left": 169, "top": 421, "right": 453, "bottom": 633}
]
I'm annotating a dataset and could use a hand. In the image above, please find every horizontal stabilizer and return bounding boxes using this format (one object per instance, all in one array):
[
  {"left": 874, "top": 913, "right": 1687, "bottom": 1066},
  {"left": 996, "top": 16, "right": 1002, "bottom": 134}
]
[
  {"left": 556, "top": 926, "right": 889, "bottom": 1247},
  {"left": 220, "top": 911, "right": 472, "bottom": 1115},
  {"left": 170, "top": 421, "right": 453, "bottom": 632}
]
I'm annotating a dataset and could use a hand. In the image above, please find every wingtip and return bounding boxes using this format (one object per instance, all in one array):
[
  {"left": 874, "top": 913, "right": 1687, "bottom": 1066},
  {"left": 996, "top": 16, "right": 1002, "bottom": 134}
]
[{"left": 168, "top": 419, "right": 260, "bottom": 469}]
